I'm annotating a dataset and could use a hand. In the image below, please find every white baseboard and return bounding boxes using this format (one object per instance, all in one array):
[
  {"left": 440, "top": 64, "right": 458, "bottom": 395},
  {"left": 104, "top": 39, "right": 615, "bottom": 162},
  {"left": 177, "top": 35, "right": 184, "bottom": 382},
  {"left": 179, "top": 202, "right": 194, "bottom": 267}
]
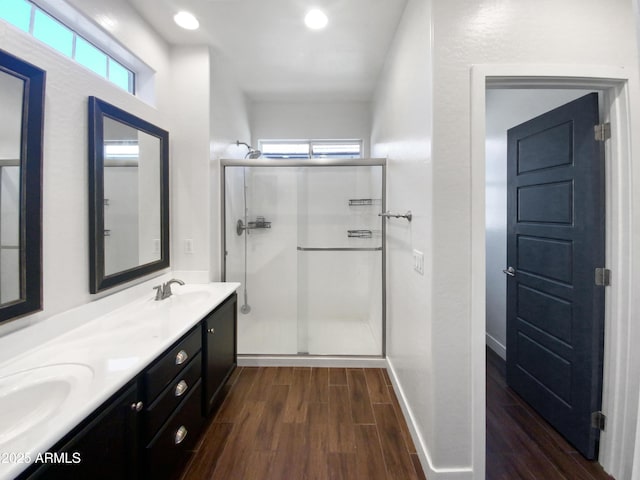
[
  {"left": 385, "top": 358, "right": 474, "bottom": 480},
  {"left": 485, "top": 333, "right": 506, "bottom": 360}
]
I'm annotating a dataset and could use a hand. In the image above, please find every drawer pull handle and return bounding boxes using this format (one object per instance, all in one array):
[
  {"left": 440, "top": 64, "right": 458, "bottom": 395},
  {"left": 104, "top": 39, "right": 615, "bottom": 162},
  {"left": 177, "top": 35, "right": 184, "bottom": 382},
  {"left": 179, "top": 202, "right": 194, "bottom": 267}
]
[
  {"left": 175, "top": 380, "right": 188, "bottom": 397},
  {"left": 130, "top": 401, "right": 144, "bottom": 412},
  {"left": 208, "top": 327, "right": 215, "bottom": 334},
  {"left": 175, "top": 350, "right": 188, "bottom": 365},
  {"left": 175, "top": 426, "right": 188, "bottom": 445}
]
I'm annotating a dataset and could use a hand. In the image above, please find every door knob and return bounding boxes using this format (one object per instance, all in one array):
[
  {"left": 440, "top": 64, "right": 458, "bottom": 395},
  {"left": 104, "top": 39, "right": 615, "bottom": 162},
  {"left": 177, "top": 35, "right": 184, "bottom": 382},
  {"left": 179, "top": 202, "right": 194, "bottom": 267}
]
[{"left": 503, "top": 266, "right": 516, "bottom": 277}]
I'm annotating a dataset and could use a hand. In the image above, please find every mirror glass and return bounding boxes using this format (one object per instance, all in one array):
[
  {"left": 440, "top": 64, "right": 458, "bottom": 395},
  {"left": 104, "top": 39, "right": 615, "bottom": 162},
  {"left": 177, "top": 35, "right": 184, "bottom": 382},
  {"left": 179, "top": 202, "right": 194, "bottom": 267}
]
[
  {"left": 0, "top": 72, "right": 24, "bottom": 305},
  {"left": 0, "top": 49, "right": 45, "bottom": 323},
  {"left": 103, "top": 118, "right": 161, "bottom": 275},
  {"left": 89, "top": 97, "right": 169, "bottom": 293}
]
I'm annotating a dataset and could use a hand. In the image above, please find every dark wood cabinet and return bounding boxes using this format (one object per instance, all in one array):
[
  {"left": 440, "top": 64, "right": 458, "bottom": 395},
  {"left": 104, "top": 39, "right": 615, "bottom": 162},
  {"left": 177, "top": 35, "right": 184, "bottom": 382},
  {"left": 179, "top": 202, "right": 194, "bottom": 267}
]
[
  {"left": 25, "top": 382, "right": 140, "bottom": 480},
  {"left": 141, "top": 324, "right": 204, "bottom": 480},
  {"left": 144, "top": 382, "right": 203, "bottom": 480},
  {"left": 144, "top": 327, "right": 201, "bottom": 401},
  {"left": 19, "top": 292, "right": 238, "bottom": 480},
  {"left": 203, "top": 292, "right": 237, "bottom": 416}
]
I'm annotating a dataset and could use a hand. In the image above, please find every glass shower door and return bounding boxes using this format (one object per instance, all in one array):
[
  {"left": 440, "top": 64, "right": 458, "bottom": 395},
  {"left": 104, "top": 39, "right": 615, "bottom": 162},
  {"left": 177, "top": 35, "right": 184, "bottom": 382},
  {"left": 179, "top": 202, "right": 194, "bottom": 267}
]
[
  {"left": 225, "top": 166, "right": 300, "bottom": 354},
  {"left": 224, "top": 161, "right": 384, "bottom": 357},
  {"left": 296, "top": 165, "right": 383, "bottom": 356}
]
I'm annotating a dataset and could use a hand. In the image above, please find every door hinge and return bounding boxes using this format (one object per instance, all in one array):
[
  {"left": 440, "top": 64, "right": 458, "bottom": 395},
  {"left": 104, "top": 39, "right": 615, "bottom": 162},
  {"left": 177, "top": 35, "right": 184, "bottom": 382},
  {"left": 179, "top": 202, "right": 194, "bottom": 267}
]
[
  {"left": 595, "top": 268, "right": 611, "bottom": 286},
  {"left": 591, "top": 411, "right": 606, "bottom": 431},
  {"left": 594, "top": 123, "right": 611, "bottom": 142}
]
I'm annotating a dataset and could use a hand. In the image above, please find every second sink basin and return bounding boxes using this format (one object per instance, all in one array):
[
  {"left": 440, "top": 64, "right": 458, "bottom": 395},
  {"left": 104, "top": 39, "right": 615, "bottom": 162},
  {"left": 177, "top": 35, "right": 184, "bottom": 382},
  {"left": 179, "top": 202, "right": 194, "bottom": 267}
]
[{"left": 0, "top": 363, "right": 94, "bottom": 446}]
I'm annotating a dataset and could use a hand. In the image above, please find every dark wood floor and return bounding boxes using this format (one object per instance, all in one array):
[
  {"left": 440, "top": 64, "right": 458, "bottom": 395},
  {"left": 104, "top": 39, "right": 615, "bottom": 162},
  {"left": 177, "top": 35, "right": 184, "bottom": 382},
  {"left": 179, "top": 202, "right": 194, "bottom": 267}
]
[
  {"left": 486, "top": 347, "right": 614, "bottom": 480},
  {"left": 181, "top": 366, "right": 426, "bottom": 480}
]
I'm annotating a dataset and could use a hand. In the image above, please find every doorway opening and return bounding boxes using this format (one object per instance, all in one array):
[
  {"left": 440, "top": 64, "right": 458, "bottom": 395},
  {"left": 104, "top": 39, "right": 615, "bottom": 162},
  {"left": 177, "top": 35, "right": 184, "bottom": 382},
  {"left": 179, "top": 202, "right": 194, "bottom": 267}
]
[
  {"left": 485, "top": 88, "right": 607, "bottom": 474},
  {"left": 470, "top": 67, "right": 635, "bottom": 479}
]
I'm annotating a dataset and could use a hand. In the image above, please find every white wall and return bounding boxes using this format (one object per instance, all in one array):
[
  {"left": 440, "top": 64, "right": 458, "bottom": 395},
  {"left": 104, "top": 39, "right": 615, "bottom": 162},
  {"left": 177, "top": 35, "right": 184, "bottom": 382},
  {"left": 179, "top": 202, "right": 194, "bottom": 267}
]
[
  {"left": 373, "top": 0, "right": 640, "bottom": 477},
  {"left": 0, "top": 0, "right": 253, "bottom": 342},
  {"left": 431, "top": 0, "right": 640, "bottom": 477},
  {"left": 209, "top": 48, "right": 252, "bottom": 280},
  {"left": 0, "top": 0, "right": 173, "bottom": 339},
  {"left": 484, "top": 89, "right": 592, "bottom": 359},
  {"left": 370, "top": 0, "right": 436, "bottom": 474},
  {"left": 251, "top": 101, "right": 371, "bottom": 157},
  {"left": 169, "top": 46, "right": 211, "bottom": 277}
]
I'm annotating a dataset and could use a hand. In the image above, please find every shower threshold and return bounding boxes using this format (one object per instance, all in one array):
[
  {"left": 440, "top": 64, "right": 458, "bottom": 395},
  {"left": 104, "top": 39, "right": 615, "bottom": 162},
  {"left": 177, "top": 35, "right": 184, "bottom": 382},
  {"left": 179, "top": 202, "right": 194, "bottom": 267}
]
[{"left": 237, "top": 354, "right": 387, "bottom": 369}]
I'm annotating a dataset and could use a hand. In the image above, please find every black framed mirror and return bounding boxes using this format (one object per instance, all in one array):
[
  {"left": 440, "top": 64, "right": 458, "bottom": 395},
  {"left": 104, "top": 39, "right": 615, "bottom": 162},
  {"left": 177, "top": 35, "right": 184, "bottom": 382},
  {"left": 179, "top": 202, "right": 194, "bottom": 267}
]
[
  {"left": 88, "top": 97, "right": 169, "bottom": 293},
  {"left": 0, "top": 49, "right": 45, "bottom": 323}
]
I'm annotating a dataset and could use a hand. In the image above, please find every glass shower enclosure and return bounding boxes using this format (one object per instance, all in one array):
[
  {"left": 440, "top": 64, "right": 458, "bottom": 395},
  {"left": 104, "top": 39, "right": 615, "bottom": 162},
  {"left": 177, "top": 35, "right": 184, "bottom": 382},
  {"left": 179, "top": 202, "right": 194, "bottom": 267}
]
[{"left": 222, "top": 159, "right": 385, "bottom": 357}]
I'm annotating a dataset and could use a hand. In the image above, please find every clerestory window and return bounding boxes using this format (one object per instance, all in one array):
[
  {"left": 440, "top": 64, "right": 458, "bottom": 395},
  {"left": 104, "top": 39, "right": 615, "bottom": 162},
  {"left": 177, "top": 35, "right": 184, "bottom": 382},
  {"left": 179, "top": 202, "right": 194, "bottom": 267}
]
[
  {"left": 259, "top": 140, "right": 362, "bottom": 160},
  {"left": 0, "top": 0, "right": 135, "bottom": 94}
]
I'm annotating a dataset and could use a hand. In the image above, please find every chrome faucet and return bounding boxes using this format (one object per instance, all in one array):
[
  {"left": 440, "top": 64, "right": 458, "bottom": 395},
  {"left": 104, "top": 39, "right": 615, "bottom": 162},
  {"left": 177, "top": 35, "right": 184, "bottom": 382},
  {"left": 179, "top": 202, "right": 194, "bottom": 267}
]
[{"left": 153, "top": 279, "right": 185, "bottom": 301}]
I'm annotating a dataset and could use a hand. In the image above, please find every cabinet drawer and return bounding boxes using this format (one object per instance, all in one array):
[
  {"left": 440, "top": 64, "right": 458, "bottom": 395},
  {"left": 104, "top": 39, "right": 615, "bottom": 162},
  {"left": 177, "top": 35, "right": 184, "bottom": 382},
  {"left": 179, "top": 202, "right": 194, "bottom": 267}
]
[
  {"left": 145, "top": 352, "right": 201, "bottom": 442},
  {"left": 145, "top": 326, "right": 201, "bottom": 400},
  {"left": 145, "top": 381, "right": 204, "bottom": 480}
]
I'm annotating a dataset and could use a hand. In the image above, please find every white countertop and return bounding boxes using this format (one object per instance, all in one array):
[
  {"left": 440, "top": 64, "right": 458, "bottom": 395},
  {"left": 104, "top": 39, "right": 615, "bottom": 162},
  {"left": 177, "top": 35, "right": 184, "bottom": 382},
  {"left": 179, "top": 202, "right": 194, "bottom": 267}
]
[{"left": 0, "top": 281, "right": 240, "bottom": 480}]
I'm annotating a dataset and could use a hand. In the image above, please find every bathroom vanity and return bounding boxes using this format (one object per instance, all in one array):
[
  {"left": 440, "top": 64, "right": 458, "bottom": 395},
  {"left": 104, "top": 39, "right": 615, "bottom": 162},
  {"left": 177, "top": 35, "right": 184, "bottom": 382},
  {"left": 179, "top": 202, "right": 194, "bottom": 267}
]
[{"left": 0, "top": 282, "right": 238, "bottom": 480}]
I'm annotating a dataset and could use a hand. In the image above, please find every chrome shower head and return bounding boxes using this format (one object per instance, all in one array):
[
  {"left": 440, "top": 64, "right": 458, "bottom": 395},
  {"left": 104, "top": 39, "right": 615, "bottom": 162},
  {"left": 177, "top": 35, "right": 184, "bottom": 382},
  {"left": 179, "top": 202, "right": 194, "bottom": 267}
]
[{"left": 236, "top": 140, "right": 261, "bottom": 159}]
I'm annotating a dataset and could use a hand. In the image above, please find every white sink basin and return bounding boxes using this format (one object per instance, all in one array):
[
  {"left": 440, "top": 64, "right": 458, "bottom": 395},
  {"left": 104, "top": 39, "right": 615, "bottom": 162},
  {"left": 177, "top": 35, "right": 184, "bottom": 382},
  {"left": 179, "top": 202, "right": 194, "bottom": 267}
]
[
  {"left": 0, "top": 364, "right": 94, "bottom": 446},
  {"left": 168, "top": 284, "right": 212, "bottom": 304}
]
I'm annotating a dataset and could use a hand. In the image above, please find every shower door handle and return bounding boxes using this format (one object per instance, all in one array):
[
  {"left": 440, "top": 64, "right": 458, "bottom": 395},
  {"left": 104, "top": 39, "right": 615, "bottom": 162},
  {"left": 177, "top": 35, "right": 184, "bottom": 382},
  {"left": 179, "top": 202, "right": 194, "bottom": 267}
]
[
  {"left": 297, "top": 246, "right": 382, "bottom": 252},
  {"left": 379, "top": 210, "right": 412, "bottom": 221}
]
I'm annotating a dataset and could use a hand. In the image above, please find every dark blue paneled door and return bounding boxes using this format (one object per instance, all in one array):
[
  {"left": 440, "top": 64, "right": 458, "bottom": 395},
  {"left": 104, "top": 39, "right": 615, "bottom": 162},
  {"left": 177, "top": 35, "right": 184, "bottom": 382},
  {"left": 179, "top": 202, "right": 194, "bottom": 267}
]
[{"left": 506, "top": 93, "right": 605, "bottom": 460}]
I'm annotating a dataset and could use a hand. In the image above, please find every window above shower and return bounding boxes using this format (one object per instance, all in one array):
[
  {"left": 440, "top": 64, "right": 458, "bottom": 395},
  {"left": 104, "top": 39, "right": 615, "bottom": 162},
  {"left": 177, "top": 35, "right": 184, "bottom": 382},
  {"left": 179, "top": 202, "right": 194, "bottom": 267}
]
[{"left": 259, "top": 140, "right": 362, "bottom": 160}]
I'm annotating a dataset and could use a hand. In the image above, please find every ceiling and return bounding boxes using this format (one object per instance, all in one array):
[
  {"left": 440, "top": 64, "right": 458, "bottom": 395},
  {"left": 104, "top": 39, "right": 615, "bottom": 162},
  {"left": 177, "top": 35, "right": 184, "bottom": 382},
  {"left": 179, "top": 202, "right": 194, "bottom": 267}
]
[{"left": 127, "top": 0, "right": 408, "bottom": 102}]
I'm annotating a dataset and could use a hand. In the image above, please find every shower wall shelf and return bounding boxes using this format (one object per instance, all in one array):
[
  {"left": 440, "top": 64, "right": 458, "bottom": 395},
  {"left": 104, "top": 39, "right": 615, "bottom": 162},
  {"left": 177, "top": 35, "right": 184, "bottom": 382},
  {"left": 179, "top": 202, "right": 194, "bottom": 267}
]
[
  {"left": 348, "top": 229, "right": 373, "bottom": 238},
  {"left": 236, "top": 217, "right": 272, "bottom": 235},
  {"left": 348, "top": 198, "right": 382, "bottom": 206}
]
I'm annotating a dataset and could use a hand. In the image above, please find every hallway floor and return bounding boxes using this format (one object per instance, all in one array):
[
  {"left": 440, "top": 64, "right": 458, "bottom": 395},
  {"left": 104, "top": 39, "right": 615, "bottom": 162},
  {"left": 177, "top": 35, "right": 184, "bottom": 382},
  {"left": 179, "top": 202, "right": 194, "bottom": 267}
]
[
  {"left": 181, "top": 366, "right": 426, "bottom": 480},
  {"left": 486, "top": 347, "right": 614, "bottom": 479}
]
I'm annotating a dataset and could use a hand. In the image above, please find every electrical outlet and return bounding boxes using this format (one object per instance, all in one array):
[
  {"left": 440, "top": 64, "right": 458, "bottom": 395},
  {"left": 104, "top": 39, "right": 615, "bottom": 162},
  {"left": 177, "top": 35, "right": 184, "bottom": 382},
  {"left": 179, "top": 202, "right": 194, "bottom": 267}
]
[
  {"left": 413, "top": 249, "right": 424, "bottom": 275},
  {"left": 185, "top": 239, "right": 194, "bottom": 254}
]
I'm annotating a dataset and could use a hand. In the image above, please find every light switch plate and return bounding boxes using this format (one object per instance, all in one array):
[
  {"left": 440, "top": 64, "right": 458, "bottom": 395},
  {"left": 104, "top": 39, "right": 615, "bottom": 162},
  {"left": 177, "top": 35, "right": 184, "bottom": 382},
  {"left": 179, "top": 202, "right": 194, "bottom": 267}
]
[
  {"left": 413, "top": 249, "right": 424, "bottom": 275},
  {"left": 185, "top": 239, "right": 194, "bottom": 254}
]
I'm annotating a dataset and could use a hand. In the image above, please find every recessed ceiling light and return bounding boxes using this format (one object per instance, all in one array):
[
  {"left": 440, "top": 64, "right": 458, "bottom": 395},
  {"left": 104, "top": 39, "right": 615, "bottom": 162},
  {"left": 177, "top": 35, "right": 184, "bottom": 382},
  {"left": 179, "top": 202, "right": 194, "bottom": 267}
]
[
  {"left": 174, "top": 11, "right": 200, "bottom": 30},
  {"left": 304, "top": 9, "right": 328, "bottom": 30}
]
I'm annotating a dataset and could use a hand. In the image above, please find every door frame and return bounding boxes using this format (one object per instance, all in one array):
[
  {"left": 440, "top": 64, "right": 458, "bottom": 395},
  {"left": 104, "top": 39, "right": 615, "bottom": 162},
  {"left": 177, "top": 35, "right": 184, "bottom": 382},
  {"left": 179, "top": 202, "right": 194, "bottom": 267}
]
[{"left": 470, "top": 65, "right": 640, "bottom": 479}]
